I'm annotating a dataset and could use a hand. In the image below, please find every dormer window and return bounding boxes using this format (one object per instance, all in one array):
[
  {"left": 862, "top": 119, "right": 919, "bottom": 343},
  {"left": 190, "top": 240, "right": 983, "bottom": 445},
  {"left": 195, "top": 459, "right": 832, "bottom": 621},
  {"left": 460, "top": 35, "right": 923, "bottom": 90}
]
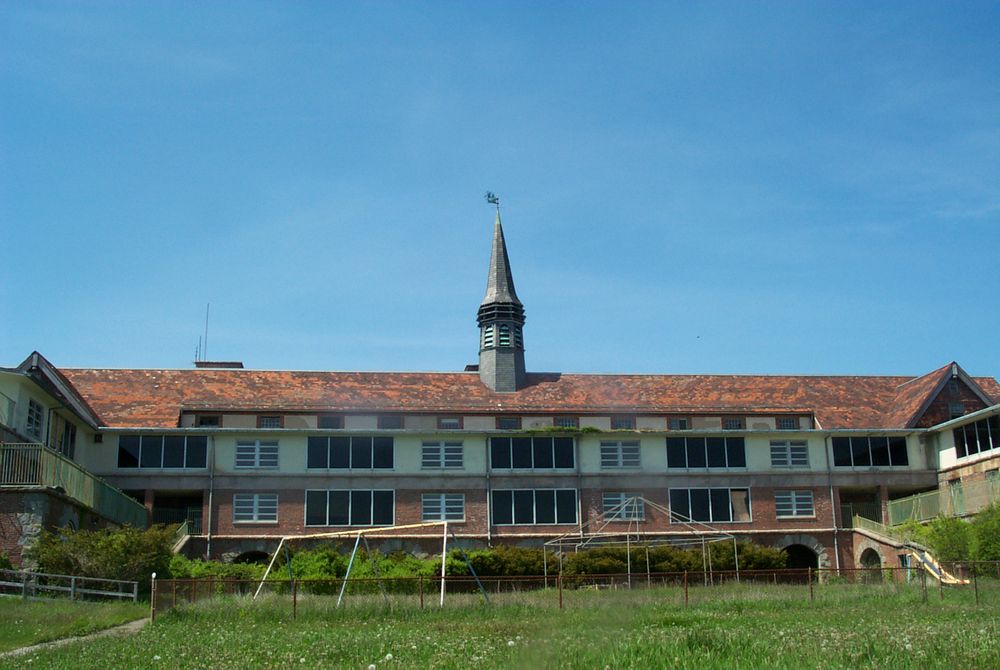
[
  {"left": 723, "top": 417, "right": 745, "bottom": 430},
  {"left": 496, "top": 416, "right": 521, "bottom": 430},
  {"left": 378, "top": 415, "right": 403, "bottom": 430},
  {"left": 196, "top": 414, "right": 221, "bottom": 428},
  {"left": 611, "top": 415, "right": 636, "bottom": 430},
  {"left": 776, "top": 417, "right": 800, "bottom": 430},
  {"left": 318, "top": 414, "right": 344, "bottom": 429},
  {"left": 258, "top": 415, "right": 282, "bottom": 429},
  {"left": 668, "top": 417, "right": 689, "bottom": 431},
  {"left": 438, "top": 417, "right": 462, "bottom": 430},
  {"left": 498, "top": 325, "right": 511, "bottom": 347}
]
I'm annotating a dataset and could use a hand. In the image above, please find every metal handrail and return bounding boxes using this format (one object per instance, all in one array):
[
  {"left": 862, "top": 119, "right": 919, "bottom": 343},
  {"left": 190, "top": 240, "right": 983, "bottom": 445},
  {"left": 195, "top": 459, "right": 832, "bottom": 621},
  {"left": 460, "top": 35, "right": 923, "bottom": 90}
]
[{"left": 888, "top": 477, "right": 1000, "bottom": 525}]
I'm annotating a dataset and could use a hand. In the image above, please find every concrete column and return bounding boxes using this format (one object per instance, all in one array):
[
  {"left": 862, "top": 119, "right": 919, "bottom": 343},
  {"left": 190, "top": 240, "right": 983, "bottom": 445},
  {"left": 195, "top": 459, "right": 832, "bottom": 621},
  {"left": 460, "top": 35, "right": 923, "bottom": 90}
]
[{"left": 878, "top": 484, "right": 889, "bottom": 524}]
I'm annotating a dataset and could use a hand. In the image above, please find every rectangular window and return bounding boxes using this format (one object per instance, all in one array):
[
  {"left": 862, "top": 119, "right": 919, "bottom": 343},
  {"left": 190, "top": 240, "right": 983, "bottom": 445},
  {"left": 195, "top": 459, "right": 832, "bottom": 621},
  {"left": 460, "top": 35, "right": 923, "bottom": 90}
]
[
  {"left": 953, "top": 416, "right": 998, "bottom": 459},
  {"left": 496, "top": 416, "right": 521, "bottom": 430},
  {"left": 233, "top": 493, "right": 278, "bottom": 523},
  {"left": 776, "top": 417, "right": 799, "bottom": 430},
  {"left": 723, "top": 417, "right": 745, "bottom": 430},
  {"left": 600, "top": 441, "right": 641, "bottom": 468},
  {"left": 317, "top": 414, "right": 344, "bottom": 429},
  {"left": 774, "top": 490, "right": 814, "bottom": 518},
  {"left": 666, "top": 437, "right": 746, "bottom": 469},
  {"left": 491, "top": 489, "right": 578, "bottom": 525},
  {"left": 770, "top": 440, "right": 809, "bottom": 468},
  {"left": 258, "top": 415, "right": 282, "bottom": 429},
  {"left": 832, "top": 436, "right": 909, "bottom": 467},
  {"left": 304, "top": 490, "right": 394, "bottom": 526},
  {"left": 668, "top": 417, "right": 689, "bottom": 430},
  {"left": 26, "top": 399, "right": 44, "bottom": 438},
  {"left": 306, "top": 436, "right": 394, "bottom": 469},
  {"left": 489, "top": 437, "right": 575, "bottom": 469},
  {"left": 611, "top": 415, "right": 636, "bottom": 430},
  {"left": 669, "top": 488, "right": 751, "bottom": 523},
  {"left": 195, "top": 415, "right": 221, "bottom": 427},
  {"left": 117, "top": 434, "right": 208, "bottom": 469},
  {"left": 235, "top": 441, "right": 279, "bottom": 469},
  {"left": 421, "top": 493, "right": 465, "bottom": 521},
  {"left": 377, "top": 415, "right": 403, "bottom": 430},
  {"left": 422, "top": 441, "right": 464, "bottom": 469},
  {"left": 603, "top": 493, "right": 645, "bottom": 521},
  {"left": 554, "top": 416, "right": 579, "bottom": 429},
  {"left": 438, "top": 417, "right": 462, "bottom": 430}
]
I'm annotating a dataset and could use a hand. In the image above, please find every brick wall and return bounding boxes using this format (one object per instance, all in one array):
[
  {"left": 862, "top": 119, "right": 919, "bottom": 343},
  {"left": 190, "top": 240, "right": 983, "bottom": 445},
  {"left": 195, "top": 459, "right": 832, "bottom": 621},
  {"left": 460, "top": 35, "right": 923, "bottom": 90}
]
[{"left": 916, "top": 379, "right": 989, "bottom": 428}]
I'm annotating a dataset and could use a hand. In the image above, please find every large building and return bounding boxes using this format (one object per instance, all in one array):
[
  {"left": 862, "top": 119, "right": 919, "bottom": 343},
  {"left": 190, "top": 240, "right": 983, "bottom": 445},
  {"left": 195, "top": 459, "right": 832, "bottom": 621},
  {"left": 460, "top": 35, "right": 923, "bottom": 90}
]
[{"left": 2, "top": 214, "right": 999, "bottom": 570}]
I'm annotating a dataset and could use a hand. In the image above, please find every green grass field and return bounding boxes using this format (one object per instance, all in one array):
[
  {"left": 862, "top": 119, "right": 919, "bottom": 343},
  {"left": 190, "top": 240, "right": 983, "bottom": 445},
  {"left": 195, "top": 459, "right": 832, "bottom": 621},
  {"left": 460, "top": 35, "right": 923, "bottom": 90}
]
[
  {"left": 0, "top": 597, "right": 146, "bottom": 653},
  {"left": 2, "top": 581, "right": 997, "bottom": 669}
]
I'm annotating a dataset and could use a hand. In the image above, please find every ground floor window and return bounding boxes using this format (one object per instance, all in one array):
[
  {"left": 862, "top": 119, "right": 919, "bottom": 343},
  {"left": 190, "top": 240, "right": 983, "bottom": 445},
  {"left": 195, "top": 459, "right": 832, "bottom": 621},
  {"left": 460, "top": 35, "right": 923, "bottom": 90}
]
[
  {"left": 491, "top": 489, "right": 577, "bottom": 525},
  {"left": 305, "top": 489, "right": 394, "bottom": 526},
  {"left": 233, "top": 493, "right": 278, "bottom": 523},
  {"left": 668, "top": 488, "right": 751, "bottom": 523},
  {"left": 421, "top": 493, "right": 465, "bottom": 521},
  {"left": 602, "top": 492, "right": 644, "bottom": 520}
]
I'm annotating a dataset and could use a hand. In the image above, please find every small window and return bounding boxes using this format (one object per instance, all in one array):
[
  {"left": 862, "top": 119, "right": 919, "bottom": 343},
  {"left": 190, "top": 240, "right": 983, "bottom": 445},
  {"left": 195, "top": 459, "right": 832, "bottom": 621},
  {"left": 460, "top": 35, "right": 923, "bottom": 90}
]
[
  {"left": 26, "top": 399, "right": 44, "bottom": 438},
  {"left": 317, "top": 414, "right": 344, "bottom": 429},
  {"left": 723, "top": 417, "right": 745, "bottom": 430},
  {"left": 422, "top": 493, "right": 465, "bottom": 521},
  {"left": 196, "top": 415, "right": 221, "bottom": 427},
  {"left": 498, "top": 325, "right": 511, "bottom": 347},
  {"left": 233, "top": 493, "right": 278, "bottom": 523},
  {"left": 603, "top": 493, "right": 644, "bottom": 521},
  {"left": 668, "top": 417, "right": 689, "bottom": 431},
  {"left": 774, "top": 490, "right": 814, "bottom": 518},
  {"left": 438, "top": 417, "right": 462, "bottom": 430},
  {"left": 553, "top": 416, "right": 579, "bottom": 429},
  {"left": 422, "top": 441, "right": 463, "bottom": 469},
  {"left": 611, "top": 415, "right": 636, "bottom": 430},
  {"left": 377, "top": 415, "right": 403, "bottom": 430},
  {"left": 482, "top": 325, "right": 495, "bottom": 348},
  {"left": 949, "top": 403, "right": 965, "bottom": 419},
  {"left": 496, "top": 417, "right": 521, "bottom": 430},
  {"left": 600, "top": 441, "right": 641, "bottom": 468},
  {"left": 776, "top": 417, "right": 799, "bottom": 430},
  {"left": 770, "top": 440, "right": 809, "bottom": 468},
  {"left": 258, "top": 415, "right": 282, "bottom": 429},
  {"left": 235, "top": 441, "right": 279, "bottom": 469}
]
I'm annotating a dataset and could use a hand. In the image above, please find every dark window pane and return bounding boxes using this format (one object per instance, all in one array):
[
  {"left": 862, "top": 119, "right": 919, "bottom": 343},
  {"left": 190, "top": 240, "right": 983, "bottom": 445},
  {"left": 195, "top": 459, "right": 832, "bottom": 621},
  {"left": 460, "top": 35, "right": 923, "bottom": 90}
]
[
  {"left": 318, "top": 415, "right": 343, "bottom": 429},
  {"left": 726, "top": 438, "right": 746, "bottom": 468},
  {"left": 888, "top": 437, "right": 908, "bottom": 466},
  {"left": 554, "top": 438, "right": 575, "bottom": 468},
  {"left": 832, "top": 437, "right": 852, "bottom": 466},
  {"left": 534, "top": 490, "right": 556, "bottom": 524},
  {"left": 689, "top": 489, "right": 710, "bottom": 522},
  {"left": 118, "top": 436, "right": 140, "bottom": 468},
  {"left": 372, "top": 437, "right": 394, "bottom": 469},
  {"left": 330, "top": 437, "right": 350, "bottom": 469},
  {"left": 492, "top": 490, "right": 513, "bottom": 524},
  {"left": 328, "top": 491, "right": 350, "bottom": 525},
  {"left": 351, "top": 437, "right": 373, "bottom": 469},
  {"left": 953, "top": 427, "right": 967, "bottom": 459},
  {"left": 162, "top": 436, "right": 186, "bottom": 468},
  {"left": 185, "top": 436, "right": 207, "bottom": 468},
  {"left": 989, "top": 417, "right": 1000, "bottom": 451},
  {"left": 870, "top": 437, "right": 890, "bottom": 466},
  {"left": 511, "top": 438, "right": 532, "bottom": 469},
  {"left": 976, "top": 420, "right": 991, "bottom": 454},
  {"left": 372, "top": 491, "right": 394, "bottom": 525},
  {"left": 687, "top": 438, "right": 707, "bottom": 468},
  {"left": 851, "top": 437, "right": 871, "bottom": 466},
  {"left": 305, "top": 491, "right": 328, "bottom": 526},
  {"left": 307, "top": 437, "right": 329, "bottom": 469},
  {"left": 350, "top": 490, "right": 372, "bottom": 525},
  {"left": 669, "top": 489, "right": 689, "bottom": 521},
  {"left": 533, "top": 437, "right": 554, "bottom": 468},
  {"left": 706, "top": 437, "right": 727, "bottom": 468},
  {"left": 513, "top": 490, "right": 534, "bottom": 524},
  {"left": 666, "top": 438, "right": 687, "bottom": 468},
  {"left": 491, "top": 438, "right": 511, "bottom": 469},
  {"left": 140, "top": 435, "right": 163, "bottom": 468},
  {"left": 710, "top": 489, "right": 732, "bottom": 522},
  {"left": 556, "top": 490, "right": 577, "bottom": 524}
]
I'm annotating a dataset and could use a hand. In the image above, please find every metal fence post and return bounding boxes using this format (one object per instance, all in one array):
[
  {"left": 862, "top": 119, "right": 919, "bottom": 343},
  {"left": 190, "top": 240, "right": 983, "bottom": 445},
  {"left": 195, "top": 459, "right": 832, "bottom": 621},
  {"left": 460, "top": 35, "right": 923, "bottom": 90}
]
[
  {"left": 684, "top": 571, "right": 688, "bottom": 607},
  {"left": 558, "top": 573, "right": 563, "bottom": 610},
  {"left": 921, "top": 567, "right": 927, "bottom": 603},
  {"left": 938, "top": 571, "right": 944, "bottom": 601},
  {"left": 292, "top": 579, "right": 297, "bottom": 619},
  {"left": 808, "top": 568, "right": 814, "bottom": 602},
  {"left": 419, "top": 575, "right": 424, "bottom": 609},
  {"left": 150, "top": 572, "right": 157, "bottom": 622},
  {"left": 973, "top": 562, "right": 979, "bottom": 606}
]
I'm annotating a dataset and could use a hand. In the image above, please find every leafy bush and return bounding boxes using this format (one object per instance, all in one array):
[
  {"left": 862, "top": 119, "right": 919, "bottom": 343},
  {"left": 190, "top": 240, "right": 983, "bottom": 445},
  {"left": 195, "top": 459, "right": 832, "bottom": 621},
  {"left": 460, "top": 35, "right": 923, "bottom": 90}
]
[
  {"left": 970, "top": 504, "right": 1000, "bottom": 562},
  {"left": 169, "top": 554, "right": 267, "bottom": 581},
  {"left": 924, "top": 515, "right": 971, "bottom": 562},
  {"left": 0, "top": 552, "right": 12, "bottom": 571}
]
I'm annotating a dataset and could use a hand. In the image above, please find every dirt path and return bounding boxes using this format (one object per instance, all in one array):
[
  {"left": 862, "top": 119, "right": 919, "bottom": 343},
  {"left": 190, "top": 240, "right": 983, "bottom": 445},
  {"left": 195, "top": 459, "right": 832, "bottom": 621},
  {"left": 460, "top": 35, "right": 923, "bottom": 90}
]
[{"left": 0, "top": 617, "right": 149, "bottom": 659}]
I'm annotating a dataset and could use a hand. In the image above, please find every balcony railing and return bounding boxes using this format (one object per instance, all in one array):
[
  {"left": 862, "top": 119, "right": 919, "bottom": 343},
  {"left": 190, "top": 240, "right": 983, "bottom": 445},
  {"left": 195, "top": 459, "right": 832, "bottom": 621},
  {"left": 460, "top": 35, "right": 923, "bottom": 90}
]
[
  {"left": 0, "top": 443, "right": 148, "bottom": 528},
  {"left": 888, "top": 477, "right": 1000, "bottom": 525}
]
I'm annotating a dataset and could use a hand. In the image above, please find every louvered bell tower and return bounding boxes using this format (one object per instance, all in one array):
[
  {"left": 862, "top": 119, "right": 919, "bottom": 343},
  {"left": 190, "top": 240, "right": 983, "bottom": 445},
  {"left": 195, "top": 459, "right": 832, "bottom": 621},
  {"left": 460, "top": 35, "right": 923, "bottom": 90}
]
[{"left": 477, "top": 211, "right": 526, "bottom": 392}]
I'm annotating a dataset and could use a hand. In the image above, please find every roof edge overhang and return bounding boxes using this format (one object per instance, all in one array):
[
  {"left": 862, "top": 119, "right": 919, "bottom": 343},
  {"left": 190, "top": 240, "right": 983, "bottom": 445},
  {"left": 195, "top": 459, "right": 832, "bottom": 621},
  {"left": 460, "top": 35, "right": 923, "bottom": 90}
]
[{"left": 17, "top": 352, "right": 105, "bottom": 430}]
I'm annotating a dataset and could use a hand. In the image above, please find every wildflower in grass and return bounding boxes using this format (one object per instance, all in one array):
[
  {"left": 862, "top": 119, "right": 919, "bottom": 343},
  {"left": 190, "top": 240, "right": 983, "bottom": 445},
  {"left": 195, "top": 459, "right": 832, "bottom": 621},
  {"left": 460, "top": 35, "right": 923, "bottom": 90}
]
[{"left": 507, "top": 640, "right": 515, "bottom": 647}]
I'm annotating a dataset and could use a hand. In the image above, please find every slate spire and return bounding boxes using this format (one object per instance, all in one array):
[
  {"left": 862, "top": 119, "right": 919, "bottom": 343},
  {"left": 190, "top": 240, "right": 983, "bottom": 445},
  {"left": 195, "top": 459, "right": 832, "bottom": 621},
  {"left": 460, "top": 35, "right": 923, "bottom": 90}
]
[{"left": 477, "top": 210, "right": 526, "bottom": 392}]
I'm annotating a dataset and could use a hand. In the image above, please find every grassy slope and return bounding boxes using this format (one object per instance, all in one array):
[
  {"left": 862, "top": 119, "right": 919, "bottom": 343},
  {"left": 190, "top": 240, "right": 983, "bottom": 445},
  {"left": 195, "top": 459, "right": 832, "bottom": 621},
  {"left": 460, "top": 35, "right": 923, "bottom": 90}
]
[
  {"left": 2, "top": 582, "right": 997, "bottom": 669},
  {"left": 0, "top": 598, "right": 147, "bottom": 653}
]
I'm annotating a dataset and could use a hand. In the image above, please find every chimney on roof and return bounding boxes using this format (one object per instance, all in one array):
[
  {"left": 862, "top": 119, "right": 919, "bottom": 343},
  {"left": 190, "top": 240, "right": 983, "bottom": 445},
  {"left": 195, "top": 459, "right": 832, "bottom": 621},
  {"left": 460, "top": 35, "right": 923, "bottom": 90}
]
[
  {"left": 476, "top": 208, "right": 526, "bottom": 392},
  {"left": 194, "top": 361, "right": 245, "bottom": 369}
]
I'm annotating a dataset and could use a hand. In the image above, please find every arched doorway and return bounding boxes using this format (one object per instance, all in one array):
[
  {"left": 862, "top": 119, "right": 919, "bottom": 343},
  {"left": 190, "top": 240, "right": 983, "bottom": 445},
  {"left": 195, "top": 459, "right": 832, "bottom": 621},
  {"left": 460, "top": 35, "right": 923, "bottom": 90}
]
[
  {"left": 783, "top": 544, "right": 819, "bottom": 570},
  {"left": 233, "top": 550, "right": 270, "bottom": 565},
  {"left": 860, "top": 548, "right": 882, "bottom": 583}
]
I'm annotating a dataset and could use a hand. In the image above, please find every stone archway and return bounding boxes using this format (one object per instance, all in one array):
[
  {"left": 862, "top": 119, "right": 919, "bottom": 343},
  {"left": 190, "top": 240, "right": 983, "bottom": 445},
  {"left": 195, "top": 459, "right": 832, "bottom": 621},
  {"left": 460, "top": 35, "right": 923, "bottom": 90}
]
[
  {"left": 783, "top": 544, "right": 819, "bottom": 570},
  {"left": 859, "top": 547, "right": 883, "bottom": 583},
  {"left": 774, "top": 534, "right": 830, "bottom": 570}
]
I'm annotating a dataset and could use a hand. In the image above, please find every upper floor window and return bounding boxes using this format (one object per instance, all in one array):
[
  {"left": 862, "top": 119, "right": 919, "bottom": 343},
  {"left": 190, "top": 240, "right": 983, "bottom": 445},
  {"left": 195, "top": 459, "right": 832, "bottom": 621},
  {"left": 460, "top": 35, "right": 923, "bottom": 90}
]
[
  {"left": 118, "top": 435, "right": 208, "bottom": 469},
  {"left": 305, "top": 489, "right": 394, "bottom": 527},
  {"left": 949, "top": 403, "right": 966, "bottom": 419},
  {"left": 438, "top": 417, "right": 462, "bottom": 430},
  {"left": 422, "top": 493, "right": 465, "bottom": 522},
  {"left": 233, "top": 493, "right": 278, "bottom": 523},
  {"left": 668, "top": 417, "right": 689, "bottom": 431},
  {"left": 59, "top": 422, "right": 77, "bottom": 459},
  {"left": 307, "top": 436, "right": 393, "bottom": 469},
  {"left": 600, "top": 441, "right": 641, "bottom": 468},
  {"left": 611, "top": 415, "right": 636, "bottom": 430},
  {"left": 553, "top": 416, "right": 579, "bottom": 429},
  {"left": 317, "top": 414, "right": 344, "bottom": 429},
  {"left": 195, "top": 414, "right": 221, "bottom": 427},
  {"left": 422, "top": 441, "right": 463, "bottom": 469},
  {"left": 258, "top": 415, "right": 282, "bottom": 429},
  {"left": 235, "top": 440, "right": 279, "bottom": 469},
  {"left": 953, "top": 416, "right": 998, "bottom": 459},
  {"left": 603, "top": 492, "right": 645, "bottom": 521},
  {"left": 491, "top": 489, "right": 577, "bottom": 525},
  {"left": 832, "top": 436, "right": 908, "bottom": 467},
  {"left": 496, "top": 416, "right": 521, "bottom": 430},
  {"left": 723, "top": 417, "right": 745, "bottom": 430},
  {"left": 26, "top": 399, "right": 44, "bottom": 438},
  {"left": 776, "top": 417, "right": 800, "bottom": 430},
  {"left": 490, "top": 436, "right": 574, "bottom": 469},
  {"left": 669, "top": 487, "right": 751, "bottom": 523},
  {"left": 482, "top": 325, "right": 495, "bottom": 349},
  {"left": 498, "top": 325, "right": 511, "bottom": 347},
  {"left": 770, "top": 440, "right": 809, "bottom": 468},
  {"left": 667, "top": 436, "right": 746, "bottom": 469},
  {"left": 377, "top": 415, "right": 403, "bottom": 430},
  {"left": 774, "top": 490, "right": 814, "bottom": 518}
]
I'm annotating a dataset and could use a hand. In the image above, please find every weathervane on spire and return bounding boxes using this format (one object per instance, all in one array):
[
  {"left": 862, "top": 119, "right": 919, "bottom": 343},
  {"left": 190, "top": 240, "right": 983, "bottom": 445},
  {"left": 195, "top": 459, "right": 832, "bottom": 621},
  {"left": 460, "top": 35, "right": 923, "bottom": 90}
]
[{"left": 485, "top": 191, "right": 500, "bottom": 214}]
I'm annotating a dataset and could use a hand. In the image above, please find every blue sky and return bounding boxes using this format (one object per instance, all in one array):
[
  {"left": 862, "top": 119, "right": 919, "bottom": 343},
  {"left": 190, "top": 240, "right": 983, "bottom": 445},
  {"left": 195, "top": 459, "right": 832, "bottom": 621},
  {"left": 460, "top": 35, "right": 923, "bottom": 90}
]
[{"left": 2, "top": 2, "right": 998, "bottom": 377}]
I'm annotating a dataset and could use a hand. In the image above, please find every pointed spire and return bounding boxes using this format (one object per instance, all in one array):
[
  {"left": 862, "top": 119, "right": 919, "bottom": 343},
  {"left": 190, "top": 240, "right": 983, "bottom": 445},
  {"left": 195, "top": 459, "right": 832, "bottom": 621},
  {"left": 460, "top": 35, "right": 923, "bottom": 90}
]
[{"left": 480, "top": 211, "right": 522, "bottom": 308}]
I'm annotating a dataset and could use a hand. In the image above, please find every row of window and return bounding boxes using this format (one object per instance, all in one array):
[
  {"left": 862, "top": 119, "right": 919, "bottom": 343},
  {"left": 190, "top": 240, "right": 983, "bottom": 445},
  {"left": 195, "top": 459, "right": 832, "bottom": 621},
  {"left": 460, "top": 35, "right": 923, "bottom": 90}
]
[
  {"left": 232, "top": 488, "right": 816, "bottom": 524},
  {"left": 831, "top": 436, "right": 909, "bottom": 468},
  {"left": 954, "top": 416, "right": 999, "bottom": 460},
  {"left": 118, "top": 435, "right": 208, "bottom": 469}
]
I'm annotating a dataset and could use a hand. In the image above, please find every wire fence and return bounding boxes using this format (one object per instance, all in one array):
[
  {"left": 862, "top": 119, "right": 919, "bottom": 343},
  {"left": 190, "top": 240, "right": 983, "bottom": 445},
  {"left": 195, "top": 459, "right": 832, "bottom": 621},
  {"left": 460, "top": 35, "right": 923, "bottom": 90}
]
[{"left": 151, "top": 562, "right": 1000, "bottom": 619}]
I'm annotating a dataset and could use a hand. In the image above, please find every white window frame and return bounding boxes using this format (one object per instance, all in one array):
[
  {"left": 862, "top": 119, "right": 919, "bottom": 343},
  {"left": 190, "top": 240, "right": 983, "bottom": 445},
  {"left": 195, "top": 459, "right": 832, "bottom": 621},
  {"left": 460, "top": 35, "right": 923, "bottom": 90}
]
[
  {"left": 491, "top": 488, "right": 578, "bottom": 526},
  {"left": 602, "top": 492, "right": 645, "bottom": 521},
  {"left": 421, "top": 493, "right": 465, "bottom": 521},
  {"left": 233, "top": 493, "right": 278, "bottom": 523},
  {"left": 422, "top": 441, "right": 464, "bottom": 469},
  {"left": 668, "top": 487, "right": 752, "bottom": 524},
  {"left": 600, "top": 441, "right": 641, "bottom": 468},
  {"left": 770, "top": 440, "right": 809, "bottom": 468},
  {"left": 235, "top": 440, "right": 279, "bottom": 469},
  {"left": 774, "top": 490, "right": 814, "bottom": 518},
  {"left": 304, "top": 489, "right": 395, "bottom": 527}
]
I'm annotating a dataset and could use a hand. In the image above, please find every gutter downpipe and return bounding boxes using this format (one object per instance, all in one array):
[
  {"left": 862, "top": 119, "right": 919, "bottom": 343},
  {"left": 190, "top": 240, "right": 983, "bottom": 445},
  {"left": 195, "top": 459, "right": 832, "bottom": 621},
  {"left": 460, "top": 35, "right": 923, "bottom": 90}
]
[
  {"left": 824, "top": 433, "right": 841, "bottom": 571},
  {"left": 485, "top": 434, "right": 492, "bottom": 545},
  {"left": 206, "top": 434, "right": 215, "bottom": 559}
]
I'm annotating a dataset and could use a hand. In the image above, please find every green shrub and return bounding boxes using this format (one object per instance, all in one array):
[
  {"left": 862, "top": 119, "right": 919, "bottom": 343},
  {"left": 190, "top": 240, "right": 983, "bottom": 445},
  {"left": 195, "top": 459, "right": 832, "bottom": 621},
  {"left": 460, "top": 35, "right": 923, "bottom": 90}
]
[
  {"left": 970, "top": 504, "right": 1000, "bottom": 562},
  {"left": 0, "top": 552, "right": 12, "bottom": 571},
  {"left": 925, "top": 515, "right": 971, "bottom": 562}
]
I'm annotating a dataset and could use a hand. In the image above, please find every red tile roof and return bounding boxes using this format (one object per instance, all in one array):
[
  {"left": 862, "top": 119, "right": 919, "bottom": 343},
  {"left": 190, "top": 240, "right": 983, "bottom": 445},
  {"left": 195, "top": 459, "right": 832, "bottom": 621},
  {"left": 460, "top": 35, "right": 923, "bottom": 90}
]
[{"left": 59, "top": 366, "right": 1000, "bottom": 430}]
